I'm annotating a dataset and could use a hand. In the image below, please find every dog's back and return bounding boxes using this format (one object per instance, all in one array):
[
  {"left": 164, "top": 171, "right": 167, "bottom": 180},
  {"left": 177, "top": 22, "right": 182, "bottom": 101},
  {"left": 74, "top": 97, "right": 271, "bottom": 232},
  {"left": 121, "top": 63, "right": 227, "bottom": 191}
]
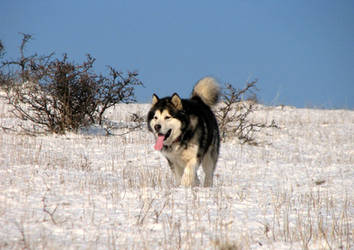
[
  {"left": 190, "top": 77, "right": 220, "bottom": 186},
  {"left": 185, "top": 77, "right": 220, "bottom": 158}
]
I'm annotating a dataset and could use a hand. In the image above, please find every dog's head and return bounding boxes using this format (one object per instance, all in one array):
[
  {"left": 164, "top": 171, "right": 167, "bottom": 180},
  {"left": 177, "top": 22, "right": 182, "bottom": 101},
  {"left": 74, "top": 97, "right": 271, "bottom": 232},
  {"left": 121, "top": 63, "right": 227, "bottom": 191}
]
[{"left": 147, "top": 93, "right": 185, "bottom": 150}]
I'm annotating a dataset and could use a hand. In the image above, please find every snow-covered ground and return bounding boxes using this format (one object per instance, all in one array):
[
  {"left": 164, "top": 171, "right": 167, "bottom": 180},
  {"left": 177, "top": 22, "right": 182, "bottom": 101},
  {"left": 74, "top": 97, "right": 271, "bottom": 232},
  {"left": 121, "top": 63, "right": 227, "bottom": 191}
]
[{"left": 0, "top": 99, "right": 353, "bottom": 249}]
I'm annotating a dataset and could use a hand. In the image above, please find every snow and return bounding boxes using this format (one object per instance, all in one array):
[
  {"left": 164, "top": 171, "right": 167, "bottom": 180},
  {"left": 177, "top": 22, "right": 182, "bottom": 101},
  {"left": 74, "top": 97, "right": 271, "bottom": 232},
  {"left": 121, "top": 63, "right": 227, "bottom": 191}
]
[{"left": 0, "top": 99, "right": 353, "bottom": 249}]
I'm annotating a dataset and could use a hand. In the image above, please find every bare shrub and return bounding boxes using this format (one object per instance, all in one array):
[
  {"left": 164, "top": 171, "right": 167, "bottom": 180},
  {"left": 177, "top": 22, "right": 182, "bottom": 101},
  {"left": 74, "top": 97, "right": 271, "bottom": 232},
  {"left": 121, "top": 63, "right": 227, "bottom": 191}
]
[
  {"left": 0, "top": 39, "right": 13, "bottom": 88},
  {"left": 0, "top": 34, "right": 142, "bottom": 134},
  {"left": 0, "top": 40, "right": 4, "bottom": 60},
  {"left": 216, "top": 79, "right": 277, "bottom": 144},
  {"left": 95, "top": 66, "right": 143, "bottom": 125}
]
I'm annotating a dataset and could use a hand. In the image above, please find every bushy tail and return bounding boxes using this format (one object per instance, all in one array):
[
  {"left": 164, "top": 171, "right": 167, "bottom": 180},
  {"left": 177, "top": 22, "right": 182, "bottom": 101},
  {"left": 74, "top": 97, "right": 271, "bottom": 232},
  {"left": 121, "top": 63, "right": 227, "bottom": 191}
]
[{"left": 192, "top": 77, "right": 220, "bottom": 106}]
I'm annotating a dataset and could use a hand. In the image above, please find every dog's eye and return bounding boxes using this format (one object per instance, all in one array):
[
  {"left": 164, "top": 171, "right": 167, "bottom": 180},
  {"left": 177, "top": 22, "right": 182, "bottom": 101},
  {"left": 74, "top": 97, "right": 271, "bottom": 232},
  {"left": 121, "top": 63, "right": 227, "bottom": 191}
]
[
  {"left": 165, "top": 116, "right": 171, "bottom": 120},
  {"left": 154, "top": 116, "right": 158, "bottom": 120}
]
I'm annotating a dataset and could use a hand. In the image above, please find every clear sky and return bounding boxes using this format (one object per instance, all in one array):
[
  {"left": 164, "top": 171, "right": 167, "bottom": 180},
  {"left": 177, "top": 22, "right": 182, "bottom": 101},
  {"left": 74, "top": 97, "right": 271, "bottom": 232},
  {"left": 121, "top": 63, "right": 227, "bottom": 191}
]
[{"left": 1, "top": 0, "right": 353, "bottom": 108}]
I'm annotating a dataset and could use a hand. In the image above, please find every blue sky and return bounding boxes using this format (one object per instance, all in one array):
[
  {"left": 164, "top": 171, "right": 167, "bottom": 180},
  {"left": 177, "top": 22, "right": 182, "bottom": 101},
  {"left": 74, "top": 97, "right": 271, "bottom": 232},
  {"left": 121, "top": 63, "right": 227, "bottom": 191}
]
[{"left": 1, "top": 0, "right": 353, "bottom": 108}]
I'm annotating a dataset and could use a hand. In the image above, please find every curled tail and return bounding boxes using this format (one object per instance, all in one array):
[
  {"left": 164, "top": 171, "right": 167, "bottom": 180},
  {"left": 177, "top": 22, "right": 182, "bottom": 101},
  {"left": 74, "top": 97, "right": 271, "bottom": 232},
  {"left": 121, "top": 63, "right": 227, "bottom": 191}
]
[{"left": 192, "top": 77, "right": 220, "bottom": 106}]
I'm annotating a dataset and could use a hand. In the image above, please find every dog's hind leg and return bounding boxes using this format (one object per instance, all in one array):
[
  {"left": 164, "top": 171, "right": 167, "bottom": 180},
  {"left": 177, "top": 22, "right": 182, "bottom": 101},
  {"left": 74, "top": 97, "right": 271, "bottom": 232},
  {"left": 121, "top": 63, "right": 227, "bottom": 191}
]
[{"left": 202, "top": 150, "right": 218, "bottom": 187}]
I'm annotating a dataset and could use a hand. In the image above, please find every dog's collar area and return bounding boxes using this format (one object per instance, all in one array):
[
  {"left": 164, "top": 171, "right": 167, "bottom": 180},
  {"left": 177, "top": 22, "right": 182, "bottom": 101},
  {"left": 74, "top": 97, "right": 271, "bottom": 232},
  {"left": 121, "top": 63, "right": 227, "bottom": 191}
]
[
  {"left": 173, "top": 135, "right": 181, "bottom": 143},
  {"left": 163, "top": 135, "right": 181, "bottom": 150}
]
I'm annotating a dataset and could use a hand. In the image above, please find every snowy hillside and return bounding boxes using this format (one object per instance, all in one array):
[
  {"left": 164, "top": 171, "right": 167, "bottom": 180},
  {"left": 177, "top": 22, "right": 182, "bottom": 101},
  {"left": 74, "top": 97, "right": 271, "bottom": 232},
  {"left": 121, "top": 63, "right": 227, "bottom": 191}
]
[{"left": 0, "top": 99, "right": 353, "bottom": 249}]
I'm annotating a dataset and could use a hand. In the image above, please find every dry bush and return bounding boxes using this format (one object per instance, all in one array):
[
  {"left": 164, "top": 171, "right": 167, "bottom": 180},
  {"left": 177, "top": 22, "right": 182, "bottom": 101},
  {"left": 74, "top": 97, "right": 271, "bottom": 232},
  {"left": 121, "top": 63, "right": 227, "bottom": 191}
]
[
  {"left": 0, "top": 34, "right": 142, "bottom": 134},
  {"left": 216, "top": 80, "right": 277, "bottom": 144},
  {"left": 0, "top": 40, "right": 4, "bottom": 62}
]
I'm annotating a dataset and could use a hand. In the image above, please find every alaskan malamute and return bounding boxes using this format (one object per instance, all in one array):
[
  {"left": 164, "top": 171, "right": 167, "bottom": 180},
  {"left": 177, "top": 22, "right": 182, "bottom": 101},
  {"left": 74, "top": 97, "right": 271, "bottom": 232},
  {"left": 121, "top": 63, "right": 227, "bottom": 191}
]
[{"left": 147, "top": 77, "right": 220, "bottom": 187}]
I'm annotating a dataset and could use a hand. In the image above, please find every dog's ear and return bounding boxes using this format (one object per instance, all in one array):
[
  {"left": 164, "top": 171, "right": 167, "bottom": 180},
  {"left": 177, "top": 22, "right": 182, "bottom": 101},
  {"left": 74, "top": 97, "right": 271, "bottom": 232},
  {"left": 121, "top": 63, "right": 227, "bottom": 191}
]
[
  {"left": 152, "top": 94, "right": 159, "bottom": 105},
  {"left": 171, "top": 93, "right": 182, "bottom": 110}
]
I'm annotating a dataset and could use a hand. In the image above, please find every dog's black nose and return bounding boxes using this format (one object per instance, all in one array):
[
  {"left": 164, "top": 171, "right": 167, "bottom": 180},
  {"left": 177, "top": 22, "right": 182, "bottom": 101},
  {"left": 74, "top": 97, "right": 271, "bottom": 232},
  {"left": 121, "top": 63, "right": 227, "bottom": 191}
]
[{"left": 154, "top": 124, "right": 161, "bottom": 132}]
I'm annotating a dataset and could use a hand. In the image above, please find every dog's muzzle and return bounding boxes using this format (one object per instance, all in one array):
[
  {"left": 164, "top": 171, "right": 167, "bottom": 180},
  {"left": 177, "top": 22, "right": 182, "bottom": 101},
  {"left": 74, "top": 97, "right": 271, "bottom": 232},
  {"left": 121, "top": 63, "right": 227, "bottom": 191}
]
[{"left": 154, "top": 124, "right": 161, "bottom": 133}]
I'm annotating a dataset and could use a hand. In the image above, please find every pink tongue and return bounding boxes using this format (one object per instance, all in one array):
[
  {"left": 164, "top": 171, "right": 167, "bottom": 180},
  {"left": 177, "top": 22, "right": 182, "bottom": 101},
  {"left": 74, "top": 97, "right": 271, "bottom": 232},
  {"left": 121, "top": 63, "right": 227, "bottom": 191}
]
[{"left": 154, "top": 135, "right": 165, "bottom": 150}]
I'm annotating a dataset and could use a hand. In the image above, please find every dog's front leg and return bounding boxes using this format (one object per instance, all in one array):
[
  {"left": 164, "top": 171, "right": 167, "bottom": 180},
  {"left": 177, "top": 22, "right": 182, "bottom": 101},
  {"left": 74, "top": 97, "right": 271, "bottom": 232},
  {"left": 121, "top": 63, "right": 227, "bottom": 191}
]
[{"left": 181, "top": 158, "right": 200, "bottom": 187}]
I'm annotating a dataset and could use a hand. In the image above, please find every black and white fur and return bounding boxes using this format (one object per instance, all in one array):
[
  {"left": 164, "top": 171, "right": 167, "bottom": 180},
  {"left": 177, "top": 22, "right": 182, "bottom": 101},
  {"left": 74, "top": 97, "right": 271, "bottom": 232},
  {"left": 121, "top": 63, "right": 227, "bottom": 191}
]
[{"left": 147, "top": 77, "right": 220, "bottom": 187}]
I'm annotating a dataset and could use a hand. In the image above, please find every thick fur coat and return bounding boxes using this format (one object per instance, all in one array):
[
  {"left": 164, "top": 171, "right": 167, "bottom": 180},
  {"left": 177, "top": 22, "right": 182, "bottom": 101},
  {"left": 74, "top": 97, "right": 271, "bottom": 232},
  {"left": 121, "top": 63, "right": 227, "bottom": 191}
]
[{"left": 147, "top": 77, "right": 220, "bottom": 187}]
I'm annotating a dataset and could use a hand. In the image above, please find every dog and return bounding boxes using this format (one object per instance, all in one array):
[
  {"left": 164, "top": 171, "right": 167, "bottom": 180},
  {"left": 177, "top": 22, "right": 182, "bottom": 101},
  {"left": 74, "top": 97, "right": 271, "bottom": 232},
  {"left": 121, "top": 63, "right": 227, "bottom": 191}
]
[{"left": 147, "top": 77, "right": 220, "bottom": 187}]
